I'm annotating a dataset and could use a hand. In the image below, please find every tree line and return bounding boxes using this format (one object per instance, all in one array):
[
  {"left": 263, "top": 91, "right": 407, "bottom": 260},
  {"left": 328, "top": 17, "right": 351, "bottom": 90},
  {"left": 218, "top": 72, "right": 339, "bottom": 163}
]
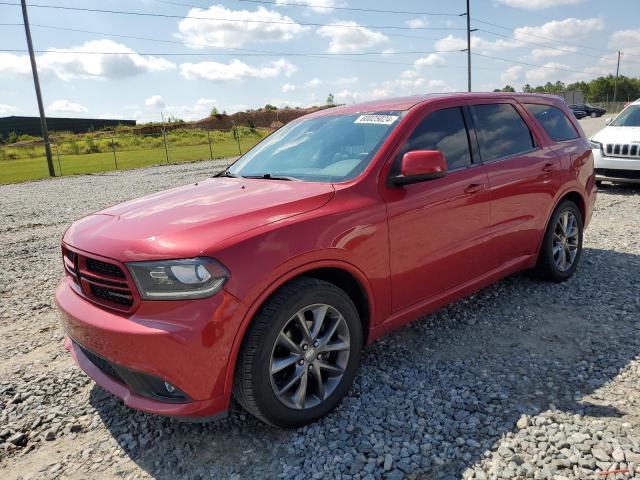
[{"left": 494, "top": 75, "right": 640, "bottom": 102}]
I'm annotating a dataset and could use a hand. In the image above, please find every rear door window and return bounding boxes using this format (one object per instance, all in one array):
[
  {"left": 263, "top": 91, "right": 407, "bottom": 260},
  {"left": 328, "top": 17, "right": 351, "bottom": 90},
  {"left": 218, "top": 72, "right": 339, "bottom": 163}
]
[
  {"left": 471, "top": 103, "right": 537, "bottom": 162},
  {"left": 525, "top": 104, "right": 578, "bottom": 142},
  {"left": 402, "top": 106, "right": 472, "bottom": 171}
]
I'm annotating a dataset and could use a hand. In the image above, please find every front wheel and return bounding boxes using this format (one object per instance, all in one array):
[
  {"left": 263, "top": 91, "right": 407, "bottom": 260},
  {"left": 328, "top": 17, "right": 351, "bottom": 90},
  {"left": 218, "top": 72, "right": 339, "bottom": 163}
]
[
  {"left": 234, "top": 277, "right": 362, "bottom": 427},
  {"left": 590, "top": 111, "right": 597, "bottom": 118},
  {"left": 534, "top": 200, "right": 583, "bottom": 282}
]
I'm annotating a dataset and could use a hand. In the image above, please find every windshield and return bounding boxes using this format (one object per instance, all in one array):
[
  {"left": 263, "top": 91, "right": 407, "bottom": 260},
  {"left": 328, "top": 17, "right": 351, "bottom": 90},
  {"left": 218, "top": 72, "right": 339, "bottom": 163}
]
[
  {"left": 227, "top": 111, "right": 404, "bottom": 182},
  {"left": 611, "top": 105, "right": 640, "bottom": 127}
]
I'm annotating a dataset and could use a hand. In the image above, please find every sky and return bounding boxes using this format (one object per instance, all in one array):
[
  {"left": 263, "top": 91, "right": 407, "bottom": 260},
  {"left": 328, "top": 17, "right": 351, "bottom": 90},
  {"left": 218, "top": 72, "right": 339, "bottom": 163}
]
[{"left": 1, "top": 0, "right": 639, "bottom": 123}]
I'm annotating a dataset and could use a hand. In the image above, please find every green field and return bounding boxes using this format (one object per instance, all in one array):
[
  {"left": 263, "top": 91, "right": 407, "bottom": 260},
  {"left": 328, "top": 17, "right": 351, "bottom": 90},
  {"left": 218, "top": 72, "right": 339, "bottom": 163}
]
[{"left": 0, "top": 128, "right": 267, "bottom": 184}]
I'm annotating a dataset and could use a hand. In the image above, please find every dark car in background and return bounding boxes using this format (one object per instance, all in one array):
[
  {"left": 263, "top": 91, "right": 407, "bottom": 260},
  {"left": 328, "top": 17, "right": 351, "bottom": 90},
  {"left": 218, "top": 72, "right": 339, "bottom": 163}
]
[{"left": 569, "top": 103, "right": 606, "bottom": 118}]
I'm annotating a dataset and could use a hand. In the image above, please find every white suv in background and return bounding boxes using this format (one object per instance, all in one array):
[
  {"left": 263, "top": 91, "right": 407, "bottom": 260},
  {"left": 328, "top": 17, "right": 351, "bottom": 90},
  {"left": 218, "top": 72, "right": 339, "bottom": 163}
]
[{"left": 590, "top": 99, "right": 640, "bottom": 186}]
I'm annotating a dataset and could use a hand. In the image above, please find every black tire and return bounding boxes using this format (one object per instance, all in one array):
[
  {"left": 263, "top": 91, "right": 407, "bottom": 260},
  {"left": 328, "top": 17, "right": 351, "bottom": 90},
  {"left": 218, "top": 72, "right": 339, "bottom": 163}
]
[
  {"left": 233, "top": 277, "right": 362, "bottom": 428},
  {"left": 596, "top": 180, "right": 603, "bottom": 189},
  {"left": 590, "top": 111, "right": 597, "bottom": 118},
  {"left": 534, "top": 200, "right": 583, "bottom": 282}
]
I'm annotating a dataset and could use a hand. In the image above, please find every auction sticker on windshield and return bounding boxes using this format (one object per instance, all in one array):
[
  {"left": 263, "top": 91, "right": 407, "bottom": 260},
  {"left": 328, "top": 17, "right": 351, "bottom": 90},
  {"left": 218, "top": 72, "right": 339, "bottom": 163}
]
[{"left": 354, "top": 114, "right": 399, "bottom": 125}]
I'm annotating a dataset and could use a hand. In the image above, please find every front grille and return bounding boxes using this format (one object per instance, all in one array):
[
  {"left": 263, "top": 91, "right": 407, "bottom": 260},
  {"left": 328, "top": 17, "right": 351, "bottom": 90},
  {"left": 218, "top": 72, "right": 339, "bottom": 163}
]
[
  {"left": 87, "top": 257, "right": 126, "bottom": 278},
  {"left": 77, "top": 344, "right": 124, "bottom": 383},
  {"left": 596, "top": 168, "right": 640, "bottom": 180},
  {"left": 90, "top": 284, "right": 134, "bottom": 306},
  {"left": 61, "top": 246, "right": 136, "bottom": 312},
  {"left": 605, "top": 143, "right": 640, "bottom": 158}
]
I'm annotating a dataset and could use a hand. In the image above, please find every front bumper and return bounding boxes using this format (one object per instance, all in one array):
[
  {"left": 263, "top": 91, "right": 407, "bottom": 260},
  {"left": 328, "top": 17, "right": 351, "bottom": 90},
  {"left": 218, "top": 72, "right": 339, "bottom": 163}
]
[
  {"left": 56, "top": 277, "right": 247, "bottom": 418},
  {"left": 593, "top": 148, "right": 640, "bottom": 183}
]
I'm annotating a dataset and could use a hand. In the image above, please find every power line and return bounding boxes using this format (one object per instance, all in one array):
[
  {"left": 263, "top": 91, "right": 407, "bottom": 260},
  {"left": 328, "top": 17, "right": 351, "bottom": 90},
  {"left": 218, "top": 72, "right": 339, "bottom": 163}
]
[
  {"left": 166, "top": 0, "right": 462, "bottom": 16},
  {"left": 0, "top": 2, "right": 466, "bottom": 32},
  {"left": 479, "top": 28, "right": 640, "bottom": 67},
  {"left": 471, "top": 52, "right": 587, "bottom": 75}
]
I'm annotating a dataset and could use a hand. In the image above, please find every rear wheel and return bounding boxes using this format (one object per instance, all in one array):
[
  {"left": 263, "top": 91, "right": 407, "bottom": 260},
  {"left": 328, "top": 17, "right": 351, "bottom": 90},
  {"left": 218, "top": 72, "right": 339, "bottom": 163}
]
[
  {"left": 534, "top": 200, "right": 583, "bottom": 282},
  {"left": 234, "top": 277, "right": 362, "bottom": 427}
]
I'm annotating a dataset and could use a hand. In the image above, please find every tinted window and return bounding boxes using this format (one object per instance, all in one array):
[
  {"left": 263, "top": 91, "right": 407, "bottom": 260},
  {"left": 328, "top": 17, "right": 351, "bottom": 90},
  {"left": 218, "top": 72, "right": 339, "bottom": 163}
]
[
  {"left": 471, "top": 103, "right": 536, "bottom": 161},
  {"left": 402, "top": 107, "right": 471, "bottom": 170},
  {"left": 525, "top": 104, "right": 578, "bottom": 142}
]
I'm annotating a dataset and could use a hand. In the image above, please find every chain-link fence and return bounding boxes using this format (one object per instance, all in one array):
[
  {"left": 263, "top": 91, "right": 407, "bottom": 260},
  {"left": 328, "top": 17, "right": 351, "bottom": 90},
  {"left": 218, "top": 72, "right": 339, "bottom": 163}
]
[{"left": 0, "top": 126, "right": 269, "bottom": 184}]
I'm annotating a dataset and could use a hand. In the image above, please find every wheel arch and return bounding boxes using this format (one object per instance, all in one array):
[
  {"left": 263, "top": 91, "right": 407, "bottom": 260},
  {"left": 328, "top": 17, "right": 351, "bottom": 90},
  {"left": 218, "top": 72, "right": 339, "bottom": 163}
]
[
  {"left": 223, "top": 260, "right": 374, "bottom": 398},
  {"left": 536, "top": 188, "right": 586, "bottom": 256}
]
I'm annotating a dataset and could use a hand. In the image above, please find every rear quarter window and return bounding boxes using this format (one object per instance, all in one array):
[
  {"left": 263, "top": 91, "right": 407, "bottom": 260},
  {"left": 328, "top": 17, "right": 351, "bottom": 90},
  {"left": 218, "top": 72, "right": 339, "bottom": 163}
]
[
  {"left": 471, "top": 103, "right": 537, "bottom": 162},
  {"left": 525, "top": 104, "right": 578, "bottom": 142}
]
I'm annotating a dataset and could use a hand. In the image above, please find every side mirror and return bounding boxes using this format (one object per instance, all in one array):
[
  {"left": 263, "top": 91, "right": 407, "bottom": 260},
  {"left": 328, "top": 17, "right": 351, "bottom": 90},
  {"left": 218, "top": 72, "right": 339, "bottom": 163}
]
[
  {"left": 391, "top": 150, "right": 447, "bottom": 186},
  {"left": 605, "top": 117, "right": 612, "bottom": 125}
]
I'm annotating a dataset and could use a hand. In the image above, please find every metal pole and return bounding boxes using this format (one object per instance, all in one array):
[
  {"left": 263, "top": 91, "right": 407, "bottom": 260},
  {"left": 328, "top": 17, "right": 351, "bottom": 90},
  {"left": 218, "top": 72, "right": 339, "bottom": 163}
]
[
  {"left": 54, "top": 143, "right": 62, "bottom": 175},
  {"left": 613, "top": 50, "right": 621, "bottom": 103},
  {"left": 161, "top": 111, "right": 169, "bottom": 164},
  {"left": 207, "top": 128, "right": 213, "bottom": 160},
  {"left": 234, "top": 126, "right": 241, "bottom": 155},
  {"left": 466, "top": 0, "right": 471, "bottom": 92},
  {"left": 21, "top": 0, "right": 55, "bottom": 177},
  {"left": 110, "top": 136, "right": 118, "bottom": 169}
]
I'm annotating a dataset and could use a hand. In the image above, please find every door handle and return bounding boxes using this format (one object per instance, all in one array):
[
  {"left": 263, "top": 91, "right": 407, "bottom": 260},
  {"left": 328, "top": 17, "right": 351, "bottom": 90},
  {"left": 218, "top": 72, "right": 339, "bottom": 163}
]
[
  {"left": 542, "top": 162, "right": 555, "bottom": 172},
  {"left": 464, "top": 183, "right": 484, "bottom": 195}
]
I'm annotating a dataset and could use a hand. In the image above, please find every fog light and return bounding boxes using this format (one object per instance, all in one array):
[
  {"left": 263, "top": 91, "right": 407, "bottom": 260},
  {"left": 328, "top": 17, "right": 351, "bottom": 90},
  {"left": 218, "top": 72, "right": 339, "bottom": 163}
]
[{"left": 164, "top": 381, "right": 176, "bottom": 393}]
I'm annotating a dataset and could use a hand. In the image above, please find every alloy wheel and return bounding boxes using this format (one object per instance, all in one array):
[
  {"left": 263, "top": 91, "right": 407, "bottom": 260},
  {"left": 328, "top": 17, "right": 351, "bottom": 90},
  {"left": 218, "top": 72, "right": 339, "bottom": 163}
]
[
  {"left": 552, "top": 210, "right": 580, "bottom": 272},
  {"left": 269, "top": 304, "right": 350, "bottom": 410}
]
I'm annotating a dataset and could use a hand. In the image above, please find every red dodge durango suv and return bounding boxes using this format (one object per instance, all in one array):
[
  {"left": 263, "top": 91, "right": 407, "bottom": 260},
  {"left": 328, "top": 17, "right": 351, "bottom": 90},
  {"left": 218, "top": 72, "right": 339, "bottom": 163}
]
[{"left": 56, "top": 93, "right": 596, "bottom": 427}]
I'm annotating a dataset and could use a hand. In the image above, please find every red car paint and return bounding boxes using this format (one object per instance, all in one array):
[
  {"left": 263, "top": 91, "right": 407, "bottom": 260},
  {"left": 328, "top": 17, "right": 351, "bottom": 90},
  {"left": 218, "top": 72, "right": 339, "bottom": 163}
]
[{"left": 56, "top": 93, "right": 596, "bottom": 418}]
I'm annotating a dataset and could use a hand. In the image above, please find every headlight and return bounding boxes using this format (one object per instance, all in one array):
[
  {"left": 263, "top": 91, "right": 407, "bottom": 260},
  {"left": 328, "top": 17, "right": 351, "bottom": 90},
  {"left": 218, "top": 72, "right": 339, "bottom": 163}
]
[
  {"left": 127, "top": 257, "right": 229, "bottom": 300},
  {"left": 589, "top": 139, "right": 602, "bottom": 150}
]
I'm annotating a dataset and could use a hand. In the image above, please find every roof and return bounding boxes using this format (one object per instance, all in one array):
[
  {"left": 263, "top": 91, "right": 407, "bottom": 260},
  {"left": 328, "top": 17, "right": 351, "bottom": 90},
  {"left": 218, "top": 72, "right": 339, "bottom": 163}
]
[{"left": 306, "top": 92, "right": 568, "bottom": 117}]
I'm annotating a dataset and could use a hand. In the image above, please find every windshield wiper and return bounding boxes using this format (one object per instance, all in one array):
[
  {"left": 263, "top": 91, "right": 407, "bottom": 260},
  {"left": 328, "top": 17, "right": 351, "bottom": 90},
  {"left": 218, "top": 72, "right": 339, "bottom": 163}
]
[
  {"left": 243, "top": 173, "right": 300, "bottom": 181},
  {"left": 217, "top": 170, "right": 242, "bottom": 178}
]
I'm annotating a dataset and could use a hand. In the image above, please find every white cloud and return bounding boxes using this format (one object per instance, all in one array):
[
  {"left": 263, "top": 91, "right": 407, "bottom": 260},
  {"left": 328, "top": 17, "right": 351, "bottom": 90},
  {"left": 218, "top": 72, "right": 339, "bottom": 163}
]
[
  {"left": 530, "top": 46, "right": 577, "bottom": 60},
  {"left": 406, "top": 18, "right": 428, "bottom": 29},
  {"left": 304, "top": 78, "right": 322, "bottom": 88},
  {"left": 179, "top": 58, "right": 297, "bottom": 82},
  {"left": 514, "top": 18, "right": 604, "bottom": 44},
  {"left": 434, "top": 34, "right": 518, "bottom": 54},
  {"left": 494, "top": 0, "right": 584, "bottom": 10},
  {"left": 145, "top": 95, "right": 166, "bottom": 108},
  {"left": 0, "top": 103, "right": 20, "bottom": 116},
  {"left": 164, "top": 98, "right": 218, "bottom": 120},
  {"left": 414, "top": 53, "right": 446, "bottom": 68},
  {"left": 317, "top": 21, "right": 389, "bottom": 53},
  {"left": 177, "top": 5, "right": 306, "bottom": 48},
  {"left": 501, "top": 65, "right": 524, "bottom": 83},
  {"left": 334, "top": 76, "right": 358, "bottom": 86},
  {"left": 525, "top": 62, "right": 572, "bottom": 83},
  {"left": 282, "top": 83, "right": 296, "bottom": 93},
  {"left": 276, "top": 0, "right": 337, "bottom": 13},
  {"left": 47, "top": 100, "right": 88, "bottom": 114},
  {"left": 0, "top": 40, "right": 175, "bottom": 81}
]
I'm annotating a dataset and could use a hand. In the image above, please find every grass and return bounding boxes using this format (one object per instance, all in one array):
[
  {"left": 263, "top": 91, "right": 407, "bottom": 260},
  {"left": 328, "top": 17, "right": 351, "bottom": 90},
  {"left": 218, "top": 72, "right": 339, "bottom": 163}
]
[{"left": 0, "top": 129, "right": 267, "bottom": 184}]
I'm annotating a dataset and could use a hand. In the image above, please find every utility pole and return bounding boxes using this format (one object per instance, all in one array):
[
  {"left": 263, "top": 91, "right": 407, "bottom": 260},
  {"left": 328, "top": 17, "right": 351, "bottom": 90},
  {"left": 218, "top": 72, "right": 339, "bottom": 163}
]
[
  {"left": 460, "top": 1, "right": 476, "bottom": 92},
  {"left": 613, "top": 50, "right": 621, "bottom": 103},
  {"left": 466, "top": 0, "right": 471, "bottom": 92},
  {"left": 21, "top": 0, "right": 55, "bottom": 177}
]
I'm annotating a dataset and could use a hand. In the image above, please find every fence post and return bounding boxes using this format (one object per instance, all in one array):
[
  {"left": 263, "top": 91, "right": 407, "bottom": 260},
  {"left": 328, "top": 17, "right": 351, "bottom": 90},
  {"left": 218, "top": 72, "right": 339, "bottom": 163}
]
[
  {"left": 161, "top": 111, "right": 170, "bottom": 164},
  {"left": 110, "top": 136, "right": 118, "bottom": 170},
  {"left": 54, "top": 143, "right": 62, "bottom": 175},
  {"left": 1, "top": 146, "right": 5, "bottom": 162},
  {"left": 234, "top": 126, "right": 241, "bottom": 155},
  {"left": 207, "top": 128, "right": 213, "bottom": 160}
]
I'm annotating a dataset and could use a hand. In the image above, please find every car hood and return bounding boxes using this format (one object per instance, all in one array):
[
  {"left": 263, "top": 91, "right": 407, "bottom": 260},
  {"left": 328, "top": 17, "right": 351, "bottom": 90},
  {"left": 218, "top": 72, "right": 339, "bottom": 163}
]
[
  {"left": 63, "top": 177, "right": 335, "bottom": 261},
  {"left": 591, "top": 125, "right": 640, "bottom": 143}
]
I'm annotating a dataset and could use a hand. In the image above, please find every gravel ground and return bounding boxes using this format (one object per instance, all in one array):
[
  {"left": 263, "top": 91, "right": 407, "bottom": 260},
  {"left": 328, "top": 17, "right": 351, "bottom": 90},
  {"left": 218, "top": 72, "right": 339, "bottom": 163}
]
[{"left": 2, "top": 117, "right": 640, "bottom": 480}]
